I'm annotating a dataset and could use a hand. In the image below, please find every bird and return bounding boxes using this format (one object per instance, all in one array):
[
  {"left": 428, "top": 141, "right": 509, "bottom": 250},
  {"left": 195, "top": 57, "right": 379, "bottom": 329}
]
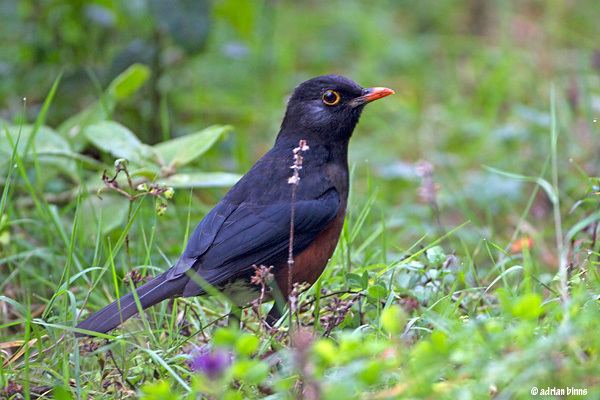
[{"left": 76, "top": 74, "right": 394, "bottom": 335}]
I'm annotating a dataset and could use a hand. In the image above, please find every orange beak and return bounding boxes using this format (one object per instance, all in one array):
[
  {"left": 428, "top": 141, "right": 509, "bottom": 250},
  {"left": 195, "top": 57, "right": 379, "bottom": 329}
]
[
  {"left": 352, "top": 87, "right": 395, "bottom": 107},
  {"left": 362, "top": 87, "right": 395, "bottom": 102}
]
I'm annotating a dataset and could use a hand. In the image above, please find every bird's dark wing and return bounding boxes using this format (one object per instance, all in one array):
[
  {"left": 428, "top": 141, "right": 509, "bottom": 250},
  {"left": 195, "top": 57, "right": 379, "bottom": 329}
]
[
  {"left": 168, "top": 200, "right": 238, "bottom": 277},
  {"left": 167, "top": 188, "right": 340, "bottom": 296}
]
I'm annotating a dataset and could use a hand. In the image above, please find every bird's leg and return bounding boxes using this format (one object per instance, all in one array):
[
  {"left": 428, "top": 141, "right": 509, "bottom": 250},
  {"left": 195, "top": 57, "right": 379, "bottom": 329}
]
[
  {"left": 266, "top": 301, "right": 284, "bottom": 327},
  {"left": 264, "top": 278, "right": 287, "bottom": 327}
]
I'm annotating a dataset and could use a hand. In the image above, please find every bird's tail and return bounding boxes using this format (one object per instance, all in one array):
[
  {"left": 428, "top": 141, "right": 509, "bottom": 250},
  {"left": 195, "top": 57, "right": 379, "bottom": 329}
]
[{"left": 75, "top": 271, "right": 186, "bottom": 336}]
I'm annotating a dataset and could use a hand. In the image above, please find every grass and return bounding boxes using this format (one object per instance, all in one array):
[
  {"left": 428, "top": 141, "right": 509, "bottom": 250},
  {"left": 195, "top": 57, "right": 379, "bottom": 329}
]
[{"left": 1, "top": 1, "right": 600, "bottom": 399}]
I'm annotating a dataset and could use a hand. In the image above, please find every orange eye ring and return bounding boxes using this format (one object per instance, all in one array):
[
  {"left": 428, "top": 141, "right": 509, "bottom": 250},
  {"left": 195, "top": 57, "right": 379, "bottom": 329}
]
[{"left": 322, "top": 90, "right": 341, "bottom": 106}]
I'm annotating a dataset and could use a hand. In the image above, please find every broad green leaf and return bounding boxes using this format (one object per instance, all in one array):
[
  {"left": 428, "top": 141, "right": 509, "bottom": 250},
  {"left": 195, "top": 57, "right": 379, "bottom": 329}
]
[
  {"left": 79, "top": 194, "right": 129, "bottom": 238},
  {"left": 231, "top": 359, "right": 269, "bottom": 385},
  {"left": 430, "top": 330, "right": 449, "bottom": 353},
  {"left": 380, "top": 305, "right": 406, "bottom": 335},
  {"left": 359, "top": 360, "right": 384, "bottom": 385},
  {"left": 33, "top": 149, "right": 104, "bottom": 169},
  {"left": 213, "top": 327, "right": 239, "bottom": 347},
  {"left": 107, "top": 63, "right": 151, "bottom": 100},
  {"left": 512, "top": 293, "right": 542, "bottom": 320},
  {"left": 140, "top": 380, "right": 178, "bottom": 400},
  {"left": 57, "top": 100, "right": 114, "bottom": 152},
  {"left": 426, "top": 245, "right": 446, "bottom": 265},
  {"left": 235, "top": 333, "right": 259, "bottom": 356},
  {"left": 57, "top": 65, "right": 149, "bottom": 150},
  {"left": 52, "top": 385, "right": 72, "bottom": 400},
  {"left": 1, "top": 125, "right": 77, "bottom": 179},
  {"left": 346, "top": 272, "right": 363, "bottom": 289},
  {"left": 367, "top": 284, "right": 387, "bottom": 301},
  {"left": 312, "top": 339, "right": 337, "bottom": 366},
  {"left": 153, "top": 125, "right": 232, "bottom": 168},
  {"left": 361, "top": 270, "right": 369, "bottom": 289},
  {"left": 157, "top": 172, "right": 240, "bottom": 188},
  {"left": 86, "top": 121, "right": 157, "bottom": 165},
  {"left": 129, "top": 166, "right": 162, "bottom": 180}
]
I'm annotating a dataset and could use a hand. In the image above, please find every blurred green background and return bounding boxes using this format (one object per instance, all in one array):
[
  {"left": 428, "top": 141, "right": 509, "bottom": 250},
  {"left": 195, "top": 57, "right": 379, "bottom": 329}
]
[
  {"left": 2, "top": 1, "right": 598, "bottom": 248},
  {"left": 1, "top": 1, "right": 600, "bottom": 397}
]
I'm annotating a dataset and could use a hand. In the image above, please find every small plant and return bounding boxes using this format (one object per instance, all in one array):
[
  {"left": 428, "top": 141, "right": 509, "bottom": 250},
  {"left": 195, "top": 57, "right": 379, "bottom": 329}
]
[{"left": 286, "top": 139, "right": 310, "bottom": 330}]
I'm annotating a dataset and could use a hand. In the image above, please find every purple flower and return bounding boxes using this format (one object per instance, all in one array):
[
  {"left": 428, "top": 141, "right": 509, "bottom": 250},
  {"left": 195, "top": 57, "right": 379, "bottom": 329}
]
[{"left": 188, "top": 347, "right": 232, "bottom": 379}]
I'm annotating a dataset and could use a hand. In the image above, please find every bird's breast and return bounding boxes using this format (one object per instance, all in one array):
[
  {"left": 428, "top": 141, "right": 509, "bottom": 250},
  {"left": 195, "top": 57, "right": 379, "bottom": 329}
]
[{"left": 274, "top": 202, "right": 347, "bottom": 296}]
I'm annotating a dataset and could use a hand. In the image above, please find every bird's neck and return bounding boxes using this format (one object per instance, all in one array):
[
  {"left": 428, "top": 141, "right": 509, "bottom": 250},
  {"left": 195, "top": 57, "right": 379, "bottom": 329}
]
[
  {"left": 275, "top": 126, "right": 350, "bottom": 151},
  {"left": 272, "top": 135, "right": 350, "bottom": 199},
  {"left": 276, "top": 107, "right": 360, "bottom": 146},
  {"left": 274, "top": 134, "right": 349, "bottom": 164}
]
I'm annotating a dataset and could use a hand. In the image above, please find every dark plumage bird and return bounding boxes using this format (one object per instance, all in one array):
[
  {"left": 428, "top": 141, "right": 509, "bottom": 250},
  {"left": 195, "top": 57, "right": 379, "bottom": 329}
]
[{"left": 76, "top": 75, "right": 394, "bottom": 335}]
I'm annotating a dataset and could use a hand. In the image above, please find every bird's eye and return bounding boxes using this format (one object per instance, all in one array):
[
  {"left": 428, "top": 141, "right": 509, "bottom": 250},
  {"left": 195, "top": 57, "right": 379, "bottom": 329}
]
[{"left": 322, "top": 90, "right": 341, "bottom": 106}]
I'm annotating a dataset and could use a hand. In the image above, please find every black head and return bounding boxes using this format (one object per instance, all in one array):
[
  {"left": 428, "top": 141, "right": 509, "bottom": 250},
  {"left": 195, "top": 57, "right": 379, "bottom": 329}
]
[{"left": 277, "top": 75, "right": 394, "bottom": 145}]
